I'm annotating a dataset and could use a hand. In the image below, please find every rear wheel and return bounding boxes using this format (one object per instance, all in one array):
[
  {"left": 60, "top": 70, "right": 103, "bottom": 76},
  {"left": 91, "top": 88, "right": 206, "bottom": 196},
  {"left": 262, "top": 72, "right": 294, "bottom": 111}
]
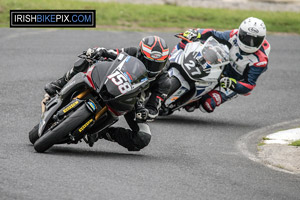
[
  {"left": 29, "top": 124, "right": 39, "bottom": 145},
  {"left": 34, "top": 104, "right": 92, "bottom": 153},
  {"left": 159, "top": 76, "right": 180, "bottom": 116},
  {"left": 167, "top": 76, "right": 181, "bottom": 98}
]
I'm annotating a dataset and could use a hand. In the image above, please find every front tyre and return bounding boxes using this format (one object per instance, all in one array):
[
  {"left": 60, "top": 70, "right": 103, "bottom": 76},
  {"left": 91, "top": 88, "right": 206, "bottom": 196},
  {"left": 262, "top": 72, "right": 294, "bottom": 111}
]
[
  {"left": 34, "top": 104, "right": 92, "bottom": 153},
  {"left": 29, "top": 124, "right": 39, "bottom": 145}
]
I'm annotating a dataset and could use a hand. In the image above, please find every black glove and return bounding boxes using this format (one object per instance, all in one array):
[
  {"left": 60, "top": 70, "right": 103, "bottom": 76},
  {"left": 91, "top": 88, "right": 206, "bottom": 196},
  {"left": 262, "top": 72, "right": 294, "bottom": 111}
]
[{"left": 86, "top": 47, "right": 107, "bottom": 60}]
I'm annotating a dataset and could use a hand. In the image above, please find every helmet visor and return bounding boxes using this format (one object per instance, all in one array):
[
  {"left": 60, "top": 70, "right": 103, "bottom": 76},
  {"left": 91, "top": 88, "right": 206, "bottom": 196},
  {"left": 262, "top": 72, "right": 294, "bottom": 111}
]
[
  {"left": 139, "top": 55, "right": 167, "bottom": 78},
  {"left": 239, "top": 29, "right": 265, "bottom": 48}
]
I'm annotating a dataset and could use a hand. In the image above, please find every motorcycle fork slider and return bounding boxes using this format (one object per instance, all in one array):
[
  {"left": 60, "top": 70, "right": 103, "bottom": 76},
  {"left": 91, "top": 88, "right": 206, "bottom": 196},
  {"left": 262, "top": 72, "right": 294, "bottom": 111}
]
[
  {"left": 95, "top": 106, "right": 108, "bottom": 121},
  {"left": 75, "top": 89, "right": 91, "bottom": 99}
]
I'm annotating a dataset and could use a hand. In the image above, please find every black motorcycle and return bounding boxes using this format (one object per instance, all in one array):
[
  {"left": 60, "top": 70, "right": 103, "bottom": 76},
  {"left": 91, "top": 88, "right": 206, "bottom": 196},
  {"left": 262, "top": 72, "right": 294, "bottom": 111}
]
[{"left": 29, "top": 53, "right": 149, "bottom": 153}]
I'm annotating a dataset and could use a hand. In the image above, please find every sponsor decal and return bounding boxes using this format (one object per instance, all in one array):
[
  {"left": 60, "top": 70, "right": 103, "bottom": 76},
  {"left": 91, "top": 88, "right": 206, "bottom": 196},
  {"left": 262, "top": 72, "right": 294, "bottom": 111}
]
[
  {"left": 212, "top": 93, "right": 222, "bottom": 106},
  {"left": 151, "top": 51, "right": 162, "bottom": 59},
  {"left": 79, "top": 119, "right": 93, "bottom": 132},
  {"left": 117, "top": 53, "right": 124, "bottom": 61},
  {"left": 123, "top": 72, "right": 133, "bottom": 83},
  {"left": 63, "top": 101, "right": 79, "bottom": 113},
  {"left": 87, "top": 101, "right": 96, "bottom": 111},
  {"left": 248, "top": 27, "right": 259, "bottom": 34},
  {"left": 233, "top": 39, "right": 238, "bottom": 46},
  {"left": 254, "top": 61, "right": 267, "bottom": 67},
  {"left": 205, "top": 102, "right": 213, "bottom": 111},
  {"left": 141, "top": 77, "right": 148, "bottom": 82},
  {"left": 171, "top": 97, "right": 179, "bottom": 101},
  {"left": 125, "top": 56, "right": 131, "bottom": 62}
]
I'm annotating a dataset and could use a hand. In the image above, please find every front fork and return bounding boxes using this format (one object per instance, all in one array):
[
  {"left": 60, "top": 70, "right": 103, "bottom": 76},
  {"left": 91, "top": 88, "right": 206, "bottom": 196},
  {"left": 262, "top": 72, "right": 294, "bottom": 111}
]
[
  {"left": 72, "top": 89, "right": 116, "bottom": 144},
  {"left": 74, "top": 89, "right": 108, "bottom": 121},
  {"left": 41, "top": 89, "right": 112, "bottom": 144}
]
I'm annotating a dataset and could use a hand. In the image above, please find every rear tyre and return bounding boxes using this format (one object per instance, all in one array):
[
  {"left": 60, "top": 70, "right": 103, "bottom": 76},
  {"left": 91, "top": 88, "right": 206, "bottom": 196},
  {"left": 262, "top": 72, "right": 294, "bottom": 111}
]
[
  {"left": 159, "top": 76, "right": 180, "bottom": 116},
  {"left": 29, "top": 124, "right": 39, "bottom": 145},
  {"left": 167, "top": 76, "right": 181, "bottom": 98},
  {"left": 34, "top": 104, "right": 92, "bottom": 153}
]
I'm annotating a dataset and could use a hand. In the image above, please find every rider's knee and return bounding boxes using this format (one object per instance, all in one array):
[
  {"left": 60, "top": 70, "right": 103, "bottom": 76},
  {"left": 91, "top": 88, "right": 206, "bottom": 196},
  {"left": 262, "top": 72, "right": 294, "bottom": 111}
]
[
  {"left": 200, "top": 91, "right": 222, "bottom": 113},
  {"left": 131, "top": 123, "right": 151, "bottom": 151}
]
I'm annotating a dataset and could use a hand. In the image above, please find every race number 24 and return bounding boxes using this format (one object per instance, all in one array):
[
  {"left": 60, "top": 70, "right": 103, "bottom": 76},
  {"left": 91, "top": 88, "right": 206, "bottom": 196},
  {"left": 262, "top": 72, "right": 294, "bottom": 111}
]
[{"left": 107, "top": 70, "right": 132, "bottom": 94}]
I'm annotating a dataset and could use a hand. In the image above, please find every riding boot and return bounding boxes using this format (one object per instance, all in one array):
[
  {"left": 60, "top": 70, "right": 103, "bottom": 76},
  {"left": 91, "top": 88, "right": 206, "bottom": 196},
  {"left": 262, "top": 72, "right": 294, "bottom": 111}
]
[
  {"left": 44, "top": 58, "right": 90, "bottom": 96},
  {"left": 44, "top": 75, "right": 68, "bottom": 96}
]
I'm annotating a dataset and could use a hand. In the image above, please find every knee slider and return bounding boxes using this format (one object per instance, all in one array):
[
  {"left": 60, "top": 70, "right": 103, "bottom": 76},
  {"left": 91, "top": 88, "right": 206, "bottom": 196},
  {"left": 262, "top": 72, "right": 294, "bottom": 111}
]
[
  {"left": 132, "top": 123, "right": 151, "bottom": 150},
  {"left": 200, "top": 91, "right": 222, "bottom": 113},
  {"left": 132, "top": 131, "right": 151, "bottom": 150}
]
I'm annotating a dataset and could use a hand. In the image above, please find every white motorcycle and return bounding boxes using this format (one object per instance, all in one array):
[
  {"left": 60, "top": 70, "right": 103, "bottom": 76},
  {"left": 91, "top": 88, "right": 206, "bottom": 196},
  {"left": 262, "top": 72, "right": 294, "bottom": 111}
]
[{"left": 160, "top": 36, "right": 230, "bottom": 116}]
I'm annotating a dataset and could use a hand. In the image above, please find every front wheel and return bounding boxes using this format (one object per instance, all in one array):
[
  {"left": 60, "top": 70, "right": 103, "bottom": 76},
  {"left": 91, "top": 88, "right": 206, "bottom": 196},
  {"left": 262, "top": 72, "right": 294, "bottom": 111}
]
[
  {"left": 29, "top": 124, "right": 39, "bottom": 145},
  {"left": 34, "top": 104, "right": 92, "bottom": 153}
]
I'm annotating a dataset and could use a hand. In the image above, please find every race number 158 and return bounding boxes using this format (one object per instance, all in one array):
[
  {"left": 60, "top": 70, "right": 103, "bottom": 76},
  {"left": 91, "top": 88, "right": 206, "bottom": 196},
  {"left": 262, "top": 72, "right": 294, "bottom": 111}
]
[{"left": 107, "top": 70, "right": 131, "bottom": 94}]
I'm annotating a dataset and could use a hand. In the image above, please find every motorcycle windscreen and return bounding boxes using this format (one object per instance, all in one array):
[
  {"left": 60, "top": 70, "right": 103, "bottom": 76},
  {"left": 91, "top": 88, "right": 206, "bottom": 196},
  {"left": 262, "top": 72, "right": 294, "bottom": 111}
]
[
  {"left": 104, "top": 56, "right": 149, "bottom": 114},
  {"left": 182, "top": 50, "right": 211, "bottom": 81},
  {"left": 181, "top": 37, "right": 230, "bottom": 81},
  {"left": 105, "top": 56, "right": 148, "bottom": 99},
  {"left": 201, "top": 37, "right": 230, "bottom": 67}
]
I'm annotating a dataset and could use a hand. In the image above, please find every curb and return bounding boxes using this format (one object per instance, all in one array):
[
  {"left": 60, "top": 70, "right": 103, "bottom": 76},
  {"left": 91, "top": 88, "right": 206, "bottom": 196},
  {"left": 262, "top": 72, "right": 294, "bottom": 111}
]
[{"left": 236, "top": 118, "right": 300, "bottom": 174}]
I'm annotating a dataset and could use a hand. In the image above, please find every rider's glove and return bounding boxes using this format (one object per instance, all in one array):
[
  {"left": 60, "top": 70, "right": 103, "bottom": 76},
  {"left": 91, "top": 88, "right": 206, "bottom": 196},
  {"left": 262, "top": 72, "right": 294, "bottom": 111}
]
[
  {"left": 220, "top": 77, "right": 237, "bottom": 90},
  {"left": 86, "top": 47, "right": 107, "bottom": 59},
  {"left": 136, "top": 107, "right": 149, "bottom": 123},
  {"left": 183, "top": 29, "right": 201, "bottom": 41}
]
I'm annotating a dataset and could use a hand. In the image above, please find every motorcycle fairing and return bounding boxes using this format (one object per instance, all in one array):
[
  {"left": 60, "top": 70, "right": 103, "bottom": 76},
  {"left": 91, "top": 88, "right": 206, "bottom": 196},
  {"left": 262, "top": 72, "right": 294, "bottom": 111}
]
[
  {"left": 164, "top": 37, "right": 230, "bottom": 112},
  {"left": 169, "top": 48, "right": 183, "bottom": 63},
  {"left": 90, "top": 53, "right": 149, "bottom": 114},
  {"left": 181, "top": 42, "right": 212, "bottom": 81},
  {"left": 38, "top": 73, "right": 93, "bottom": 136},
  {"left": 166, "top": 67, "right": 190, "bottom": 106}
]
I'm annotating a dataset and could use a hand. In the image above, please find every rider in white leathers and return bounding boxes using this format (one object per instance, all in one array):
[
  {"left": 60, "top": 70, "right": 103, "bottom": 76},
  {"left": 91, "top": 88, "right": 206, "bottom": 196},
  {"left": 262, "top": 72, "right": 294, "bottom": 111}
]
[{"left": 170, "top": 17, "right": 271, "bottom": 113}]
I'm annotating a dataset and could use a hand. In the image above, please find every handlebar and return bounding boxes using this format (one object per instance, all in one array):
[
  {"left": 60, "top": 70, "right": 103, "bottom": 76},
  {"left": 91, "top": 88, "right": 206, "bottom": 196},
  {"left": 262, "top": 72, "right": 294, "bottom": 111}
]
[
  {"left": 78, "top": 52, "right": 113, "bottom": 63},
  {"left": 174, "top": 33, "right": 202, "bottom": 43},
  {"left": 174, "top": 33, "right": 193, "bottom": 43}
]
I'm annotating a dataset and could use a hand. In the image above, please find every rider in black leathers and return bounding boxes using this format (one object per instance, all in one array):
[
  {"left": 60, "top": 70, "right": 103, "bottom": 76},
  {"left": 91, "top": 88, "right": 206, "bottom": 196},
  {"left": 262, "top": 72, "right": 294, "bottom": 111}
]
[{"left": 44, "top": 36, "right": 171, "bottom": 151}]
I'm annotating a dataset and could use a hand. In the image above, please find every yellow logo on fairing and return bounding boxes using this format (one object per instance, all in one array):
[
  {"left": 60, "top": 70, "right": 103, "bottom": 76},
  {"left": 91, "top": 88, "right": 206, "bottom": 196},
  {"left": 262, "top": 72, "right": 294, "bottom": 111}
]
[
  {"left": 63, "top": 101, "right": 79, "bottom": 113},
  {"left": 79, "top": 119, "right": 93, "bottom": 132}
]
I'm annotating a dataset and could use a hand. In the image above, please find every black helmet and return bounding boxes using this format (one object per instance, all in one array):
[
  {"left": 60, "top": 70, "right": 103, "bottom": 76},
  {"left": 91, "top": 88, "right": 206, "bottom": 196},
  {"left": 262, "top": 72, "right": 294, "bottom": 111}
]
[{"left": 138, "top": 36, "right": 169, "bottom": 78}]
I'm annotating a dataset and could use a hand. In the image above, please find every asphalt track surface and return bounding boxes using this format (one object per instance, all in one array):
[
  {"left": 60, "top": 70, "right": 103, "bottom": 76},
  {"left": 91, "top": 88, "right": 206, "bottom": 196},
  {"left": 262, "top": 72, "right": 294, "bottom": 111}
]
[{"left": 1, "top": 28, "right": 300, "bottom": 200}]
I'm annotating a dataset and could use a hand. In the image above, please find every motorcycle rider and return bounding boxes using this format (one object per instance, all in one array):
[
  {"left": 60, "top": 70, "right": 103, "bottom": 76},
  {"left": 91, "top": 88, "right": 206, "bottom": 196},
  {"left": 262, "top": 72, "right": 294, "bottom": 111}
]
[
  {"left": 44, "top": 36, "right": 170, "bottom": 151},
  {"left": 171, "top": 17, "right": 270, "bottom": 113}
]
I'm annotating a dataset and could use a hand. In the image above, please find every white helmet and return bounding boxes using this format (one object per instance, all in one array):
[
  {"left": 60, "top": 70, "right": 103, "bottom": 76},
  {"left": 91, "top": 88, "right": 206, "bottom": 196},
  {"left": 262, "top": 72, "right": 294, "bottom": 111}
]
[{"left": 237, "top": 17, "right": 266, "bottom": 53}]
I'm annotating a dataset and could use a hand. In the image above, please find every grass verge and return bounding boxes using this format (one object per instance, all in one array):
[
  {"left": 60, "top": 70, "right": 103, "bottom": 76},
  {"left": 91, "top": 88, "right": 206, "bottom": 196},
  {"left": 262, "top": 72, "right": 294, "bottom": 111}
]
[
  {"left": 290, "top": 140, "right": 300, "bottom": 146},
  {"left": 1, "top": 0, "right": 300, "bottom": 33}
]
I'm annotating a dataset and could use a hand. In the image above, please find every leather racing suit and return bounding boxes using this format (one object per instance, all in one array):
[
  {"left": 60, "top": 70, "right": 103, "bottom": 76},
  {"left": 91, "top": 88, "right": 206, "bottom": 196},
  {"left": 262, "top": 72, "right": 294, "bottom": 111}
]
[{"left": 171, "top": 29, "right": 271, "bottom": 112}]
